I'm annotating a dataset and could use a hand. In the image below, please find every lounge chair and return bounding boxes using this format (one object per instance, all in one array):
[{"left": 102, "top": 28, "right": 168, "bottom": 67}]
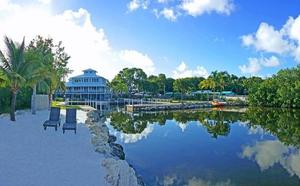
[
  {"left": 62, "top": 108, "right": 77, "bottom": 134},
  {"left": 43, "top": 107, "right": 61, "bottom": 131}
]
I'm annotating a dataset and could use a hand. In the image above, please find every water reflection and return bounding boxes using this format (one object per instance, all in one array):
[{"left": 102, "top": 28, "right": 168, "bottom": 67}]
[
  {"left": 160, "top": 175, "right": 232, "bottom": 186},
  {"left": 242, "top": 140, "right": 300, "bottom": 178},
  {"left": 106, "top": 108, "right": 300, "bottom": 185},
  {"left": 108, "top": 108, "right": 300, "bottom": 147}
]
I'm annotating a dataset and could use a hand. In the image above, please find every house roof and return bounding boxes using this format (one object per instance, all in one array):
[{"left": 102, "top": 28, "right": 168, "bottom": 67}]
[
  {"left": 66, "top": 69, "right": 109, "bottom": 87},
  {"left": 83, "top": 68, "right": 97, "bottom": 73}
]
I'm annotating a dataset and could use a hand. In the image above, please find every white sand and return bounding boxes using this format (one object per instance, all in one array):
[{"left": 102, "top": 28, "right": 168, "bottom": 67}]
[{"left": 0, "top": 110, "right": 110, "bottom": 186}]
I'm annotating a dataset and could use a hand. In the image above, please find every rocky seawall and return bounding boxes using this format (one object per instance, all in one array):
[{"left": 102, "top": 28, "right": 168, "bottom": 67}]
[{"left": 85, "top": 110, "right": 144, "bottom": 186}]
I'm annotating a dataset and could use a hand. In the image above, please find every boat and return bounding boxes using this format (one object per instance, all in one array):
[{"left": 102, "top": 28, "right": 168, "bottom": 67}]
[{"left": 211, "top": 99, "right": 227, "bottom": 107}]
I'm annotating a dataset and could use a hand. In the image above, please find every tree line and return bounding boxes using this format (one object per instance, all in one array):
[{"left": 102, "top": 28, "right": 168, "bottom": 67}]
[
  {"left": 0, "top": 36, "right": 71, "bottom": 121},
  {"left": 110, "top": 66, "right": 300, "bottom": 108},
  {"left": 110, "top": 68, "right": 247, "bottom": 96}
]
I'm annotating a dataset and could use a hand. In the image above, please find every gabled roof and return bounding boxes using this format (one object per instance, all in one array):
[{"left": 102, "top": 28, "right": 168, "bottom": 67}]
[{"left": 66, "top": 69, "right": 109, "bottom": 86}]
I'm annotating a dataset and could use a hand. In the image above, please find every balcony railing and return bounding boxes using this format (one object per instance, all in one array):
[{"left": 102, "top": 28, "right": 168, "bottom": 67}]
[{"left": 65, "top": 90, "right": 110, "bottom": 94}]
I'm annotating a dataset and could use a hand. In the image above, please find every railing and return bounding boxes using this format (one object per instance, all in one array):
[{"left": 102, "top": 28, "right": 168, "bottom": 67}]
[
  {"left": 111, "top": 98, "right": 171, "bottom": 105},
  {"left": 65, "top": 90, "right": 109, "bottom": 94},
  {"left": 66, "top": 99, "right": 111, "bottom": 112}
]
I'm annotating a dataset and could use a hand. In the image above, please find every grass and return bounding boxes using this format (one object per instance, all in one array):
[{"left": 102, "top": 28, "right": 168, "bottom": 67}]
[{"left": 51, "top": 101, "right": 81, "bottom": 110}]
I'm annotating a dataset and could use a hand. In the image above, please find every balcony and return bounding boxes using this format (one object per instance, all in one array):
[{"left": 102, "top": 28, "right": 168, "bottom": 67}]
[{"left": 65, "top": 90, "right": 110, "bottom": 94}]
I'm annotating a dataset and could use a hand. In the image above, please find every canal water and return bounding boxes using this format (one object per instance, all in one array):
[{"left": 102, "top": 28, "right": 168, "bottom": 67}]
[{"left": 106, "top": 108, "right": 300, "bottom": 186}]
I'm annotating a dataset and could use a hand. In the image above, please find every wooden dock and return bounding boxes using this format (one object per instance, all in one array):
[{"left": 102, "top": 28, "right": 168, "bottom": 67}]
[{"left": 126, "top": 102, "right": 212, "bottom": 112}]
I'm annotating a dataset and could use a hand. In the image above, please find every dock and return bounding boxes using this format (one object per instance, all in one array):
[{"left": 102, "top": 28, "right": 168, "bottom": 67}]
[{"left": 126, "top": 102, "right": 212, "bottom": 112}]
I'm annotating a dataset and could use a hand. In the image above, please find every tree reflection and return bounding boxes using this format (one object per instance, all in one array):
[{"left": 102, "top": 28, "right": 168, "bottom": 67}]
[
  {"left": 108, "top": 108, "right": 300, "bottom": 147},
  {"left": 244, "top": 108, "right": 300, "bottom": 148},
  {"left": 201, "top": 112, "right": 231, "bottom": 139}
]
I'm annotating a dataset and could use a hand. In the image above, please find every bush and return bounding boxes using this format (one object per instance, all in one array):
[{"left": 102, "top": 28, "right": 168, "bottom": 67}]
[
  {"left": 0, "top": 87, "right": 32, "bottom": 113},
  {"left": 0, "top": 88, "right": 11, "bottom": 113},
  {"left": 55, "top": 97, "right": 64, "bottom": 102}
]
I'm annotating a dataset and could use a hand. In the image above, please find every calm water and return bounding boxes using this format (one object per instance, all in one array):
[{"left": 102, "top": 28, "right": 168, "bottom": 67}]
[{"left": 106, "top": 108, "right": 300, "bottom": 186}]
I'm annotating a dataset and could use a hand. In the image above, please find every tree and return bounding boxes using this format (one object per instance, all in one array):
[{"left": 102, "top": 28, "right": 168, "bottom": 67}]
[
  {"left": 27, "top": 36, "right": 71, "bottom": 108},
  {"left": 25, "top": 38, "right": 52, "bottom": 114},
  {"left": 111, "top": 74, "right": 128, "bottom": 96},
  {"left": 0, "top": 37, "right": 30, "bottom": 121},
  {"left": 165, "top": 78, "right": 175, "bottom": 92},
  {"left": 0, "top": 71, "right": 6, "bottom": 87},
  {"left": 208, "top": 71, "right": 231, "bottom": 92},
  {"left": 199, "top": 78, "right": 216, "bottom": 100},
  {"left": 112, "top": 68, "right": 147, "bottom": 95},
  {"left": 173, "top": 78, "right": 191, "bottom": 101},
  {"left": 157, "top": 73, "right": 167, "bottom": 94},
  {"left": 143, "top": 79, "right": 159, "bottom": 96},
  {"left": 245, "top": 66, "right": 300, "bottom": 108}
]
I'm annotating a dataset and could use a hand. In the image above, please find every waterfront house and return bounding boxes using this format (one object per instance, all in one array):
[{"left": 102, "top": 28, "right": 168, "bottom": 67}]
[{"left": 65, "top": 69, "right": 111, "bottom": 101}]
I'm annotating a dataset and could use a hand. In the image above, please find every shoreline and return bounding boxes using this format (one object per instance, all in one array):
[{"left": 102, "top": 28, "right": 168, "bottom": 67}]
[{"left": 85, "top": 110, "right": 144, "bottom": 186}]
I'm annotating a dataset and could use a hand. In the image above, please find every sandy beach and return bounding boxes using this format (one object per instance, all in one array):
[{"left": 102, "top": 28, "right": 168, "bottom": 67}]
[{"left": 0, "top": 110, "right": 110, "bottom": 186}]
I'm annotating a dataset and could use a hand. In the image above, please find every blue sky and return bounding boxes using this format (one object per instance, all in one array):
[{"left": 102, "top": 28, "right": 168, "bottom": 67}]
[{"left": 1, "top": 0, "right": 300, "bottom": 79}]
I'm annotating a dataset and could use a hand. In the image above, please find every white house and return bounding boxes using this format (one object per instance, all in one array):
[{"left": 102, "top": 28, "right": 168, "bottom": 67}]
[{"left": 65, "top": 69, "right": 111, "bottom": 101}]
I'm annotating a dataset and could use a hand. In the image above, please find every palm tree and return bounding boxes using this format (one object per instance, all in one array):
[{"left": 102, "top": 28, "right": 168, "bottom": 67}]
[
  {"left": 25, "top": 64, "right": 48, "bottom": 114},
  {"left": 199, "top": 78, "right": 216, "bottom": 100},
  {"left": 45, "top": 70, "right": 67, "bottom": 108},
  {"left": 0, "top": 71, "right": 6, "bottom": 86},
  {"left": 25, "top": 48, "right": 52, "bottom": 114},
  {"left": 0, "top": 37, "right": 29, "bottom": 121}
]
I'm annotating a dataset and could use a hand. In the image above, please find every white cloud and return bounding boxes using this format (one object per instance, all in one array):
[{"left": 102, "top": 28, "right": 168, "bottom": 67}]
[
  {"left": 260, "top": 56, "right": 280, "bottom": 67},
  {"left": 157, "top": 0, "right": 170, "bottom": 3},
  {"left": 239, "top": 58, "right": 262, "bottom": 75},
  {"left": 153, "top": 8, "right": 179, "bottom": 21},
  {"left": 241, "top": 23, "right": 292, "bottom": 54},
  {"left": 162, "top": 175, "right": 177, "bottom": 186},
  {"left": 119, "top": 50, "right": 155, "bottom": 75},
  {"left": 128, "top": 0, "right": 235, "bottom": 21},
  {"left": 288, "top": 16, "right": 300, "bottom": 42},
  {"left": 181, "top": 0, "right": 234, "bottom": 17},
  {"left": 127, "top": 0, "right": 149, "bottom": 11},
  {"left": 172, "top": 61, "right": 209, "bottom": 79},
  {"left": 119, "top": 124, "right": 154, "bottom": 143},
  {"left": 241, "top": 35, "right": 254, "bottom": 46},
  {"left": 239, "top": 56, "right": 280, "bottom": 75},
  {"left": 177, "top": 122, "right": 188, "bottom": 132},
  {"left": 160, "top": 175, "right": 232, "bottom": 186},
  {"left": 242, "top": 140, "right": 289, "bottom": 171},
  {"left": 185, "top": 177, "right": 232, "bottom": 186},
  {"left": 294, "top": 46, "right": 300, "bottom": 61},
  {"left": 241, "top": 140, "right": 300, "bottom": 178},
  {"left": 0, "top": 0, "right": 156, "bottom": 80},
  {"left": 241, "top": 15, "right": 300, "bottom": 63},
  {"left": 38, "top": 0, "right": 52, "bottom": 5},
  {"left": 160, "top": 8, "right": 178, "bottom": 21}
]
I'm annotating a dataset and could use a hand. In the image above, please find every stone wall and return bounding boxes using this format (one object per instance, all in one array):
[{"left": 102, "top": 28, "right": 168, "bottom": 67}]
[{"left": 85, "top": 111, "right": 144, "bottom": 186}]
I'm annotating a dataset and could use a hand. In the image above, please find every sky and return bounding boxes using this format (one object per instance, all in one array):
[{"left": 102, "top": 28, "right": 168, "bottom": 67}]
[{"left": 0, "top": 0, "right": 300, "bottom": 80}]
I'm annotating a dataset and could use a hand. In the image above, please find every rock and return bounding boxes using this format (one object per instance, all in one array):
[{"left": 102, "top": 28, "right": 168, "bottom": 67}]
[
  {"left": 85, "top": 110, "right": 143, "bottom": 185},
  {"left": 108, "top": 135, "right": 117, "bottom": 143},
  {"left": 86, "top": 110, "right": 102, "bottom": 122},
  {"left": 102, "top": 158, "right": 143, "bottom": 186},
  {"left": 110, "top": 143, "right": 125, "bottom": 160}
]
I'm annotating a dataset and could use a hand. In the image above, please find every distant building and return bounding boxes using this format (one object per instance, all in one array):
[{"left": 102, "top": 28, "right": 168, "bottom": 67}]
[
  {"left": 191, "top": 90, "right": 212, "bottom": 96},
  {"left": 65, "top": 69, "right": 111, "bottom": 101},
  {"left": 221, "top": 91, "right": 236, "bottom": 96}
]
